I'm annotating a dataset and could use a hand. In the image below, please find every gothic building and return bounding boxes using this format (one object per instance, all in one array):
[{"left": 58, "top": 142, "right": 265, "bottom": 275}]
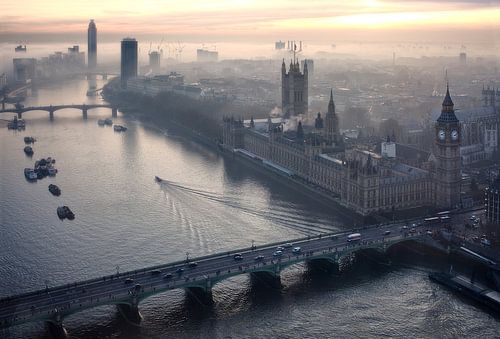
[
  {"left": 434, "top": 85, "right": 462, "bottom": 209},
  {"left": 323, "top": 89, "right": 340, "bottom": 145},
  {"left": 482, "top": 85, "right": 500, "bottom": 111},
  {"left": 281, "top": 59, "right": 308, "bottom": 117},
  {"left": 222, "top": 85, "right": 463, "bottom": 216}
]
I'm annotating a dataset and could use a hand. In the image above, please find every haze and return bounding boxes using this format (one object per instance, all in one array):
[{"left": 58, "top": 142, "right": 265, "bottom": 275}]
[{"left": 1, "top": 0, "right": 499, "bottom": 44}]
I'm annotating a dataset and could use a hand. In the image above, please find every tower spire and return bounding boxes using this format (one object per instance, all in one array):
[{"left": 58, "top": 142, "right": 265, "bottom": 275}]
[
  {"left": 438, "top": 84, "right": 458, "bottom": 122},
  {"left": 328, "top": 89, "right": 335, "bottom": 114}
]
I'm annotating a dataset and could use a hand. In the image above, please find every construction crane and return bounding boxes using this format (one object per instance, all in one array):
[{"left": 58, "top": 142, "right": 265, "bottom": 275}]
[{"left": 175, "top": 41, "right": 186, "bottom": 62}]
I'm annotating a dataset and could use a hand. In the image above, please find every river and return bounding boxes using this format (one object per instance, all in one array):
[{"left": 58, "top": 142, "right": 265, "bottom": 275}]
[{"left": 0, "top": 78, "right": 498, "bottom": 338}]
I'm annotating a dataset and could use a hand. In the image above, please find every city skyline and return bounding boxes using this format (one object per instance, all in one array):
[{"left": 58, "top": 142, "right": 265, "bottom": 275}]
[{"left": 0, "top": 0, "right": 499, "bottom": 43}]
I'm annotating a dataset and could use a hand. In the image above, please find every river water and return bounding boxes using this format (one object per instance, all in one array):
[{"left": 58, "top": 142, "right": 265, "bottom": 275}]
[{"left": 0, "top": 79, "right": 498, "bottom": 338}]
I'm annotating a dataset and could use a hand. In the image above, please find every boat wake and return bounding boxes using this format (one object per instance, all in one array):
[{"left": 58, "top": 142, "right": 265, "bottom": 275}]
[{"left": 156, "top": 178, "right": 337, "bottom": 235}]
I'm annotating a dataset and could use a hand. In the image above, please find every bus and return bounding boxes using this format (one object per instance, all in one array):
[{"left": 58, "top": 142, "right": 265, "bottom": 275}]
[
  {"left": 347, "top": 233, "right": 362, "bottom": 242},
  {"left": 439, "top": 215, "right": 451, "bottom": 222},
  {"left": 436, "top": 210, "right": 451, "bottom": 216},
  {"left": 424, "top": 217, "right": 440, "bottom": 224}
]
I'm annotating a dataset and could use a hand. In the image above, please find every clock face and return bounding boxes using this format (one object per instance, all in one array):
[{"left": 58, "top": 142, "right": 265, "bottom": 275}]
[
  {"left": 451, "top": 129, "right": 458, "bottom": 140},
  {"left": 438, "top": 129, "right": 445, "bottom": 140}
]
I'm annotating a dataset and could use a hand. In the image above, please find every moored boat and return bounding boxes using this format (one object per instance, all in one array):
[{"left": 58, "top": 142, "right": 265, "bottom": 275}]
[
  {"left": 97, "top": 119, "right": 105, "bottom": 126},
  {"left": 24, "top": 136, "right": 36, "bottom": 144},
  {"left": 24, "top": 168, "right": 37, "bottom": 181},
  {"left": 48, "top": 168, "right": 57, "bottom": 176},
  {"left": 48, "top": 184, "right": 61, "bottom": 196},
  {"left": 155, "top": 176, "right": 163, "bottom": 183},
  {"left": 104, "top": 118, "right": 113, "bottom": 126},
  {"left": 57, "top": 206, "right": 75, "bottom": 220},
  {"left": 23, "top": 146, "right": 34, "bottom": 156},
  {"left": 113, "top": 125, "right": 127, "bottom": 132}
]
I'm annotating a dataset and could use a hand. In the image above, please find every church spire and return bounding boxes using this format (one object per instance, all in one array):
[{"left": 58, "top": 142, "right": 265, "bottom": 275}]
[{"left": 328, "top": 89, "right": 335, "bottom": 114}]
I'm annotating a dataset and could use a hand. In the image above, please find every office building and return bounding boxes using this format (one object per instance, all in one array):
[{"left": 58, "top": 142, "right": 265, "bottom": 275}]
[
  {"left": 87, "top": 19, "right": 97, "bottom": 70},
  {"left": 121, "top": 38, "right": 138, "bottom": 88}
]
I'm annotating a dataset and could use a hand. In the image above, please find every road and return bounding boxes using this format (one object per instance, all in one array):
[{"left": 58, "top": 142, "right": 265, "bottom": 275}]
[{"left": 0, "top": 218, "right": 440, "bottom": 329}]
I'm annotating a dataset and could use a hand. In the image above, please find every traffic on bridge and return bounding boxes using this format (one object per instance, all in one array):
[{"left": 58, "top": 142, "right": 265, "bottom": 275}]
[{"left": 0, "top": 218, "right": 444, "bottom": 331}]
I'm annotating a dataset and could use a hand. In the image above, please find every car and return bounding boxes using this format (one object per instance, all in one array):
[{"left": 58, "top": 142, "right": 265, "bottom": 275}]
[
  {"left": 410, "top": 228, "right": 416, "bottom": 233},
  {"left": 176, "top": 268, "right": 184, "bottom": 274},
  {"left": 283, "top": 243, "right": 293, "bottom": 248},
  {"left": 273, "top": 250, "right": 283, "bottom": 257},
  {"left": 276, "top": 246, "right": 285, "bottom": 251},
  {"left": 411, "top": 223, "right": 416, "bottom": 228},
  {"left": 188, "top": 262, "right": 198, "bottom": 268},
  {"left": 331, "top": 235, "right": 338, "bottom": 240},
  {"left": 426, "top": 230, "right": 433, "bottom": 235},
  {"left": 163, "top": 273, "right": 173, "bottom": 279},
  {"left": 384, "top": 230, "right": 391, "bottom": 235},
  {"left": 470, "top": 215, "right": 476, "bottom": 221},
  {"left": 292, "top": 247, "right": 301, "bottom": 254},
  {"left": 402, "top": 225, "right": 408, "bottom": 230},
  {"left": 254, "top": 255, "right": 265, "bottom": 261},
  {"left": 151, "top": 270, "right": 161, "bottom": 275},
  {"left": 124, "top": 278, "right": 133, "bottom": 284},
  {"left": 481, "top": 238, "right": 491, "bottom": 246},
  {"left": 134, "top": 284, "right": 142, "bottom": 290},
  {"left": 234, "top": 253, "right": 243, "bottom": 260}
]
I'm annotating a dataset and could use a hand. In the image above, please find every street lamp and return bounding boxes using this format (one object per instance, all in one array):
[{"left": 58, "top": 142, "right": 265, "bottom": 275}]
[
  {"left": 251, "top": 240, "right": 255, "bottom": 250},
  {"left": 186, "top": 252, "right": 190, "bottom": 262}
]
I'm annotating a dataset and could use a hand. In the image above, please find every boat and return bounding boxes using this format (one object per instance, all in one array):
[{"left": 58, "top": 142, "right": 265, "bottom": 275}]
[
  {"left": 57, "top": 206, "right": 75, "bottom": 220},
  {"left": 57, "top": 206, "right": 66, "bottom": 219},
  {"left": 48, "top": 168, "right": 58, "bottom": 176},
  {"left": 113, "top": 125, "right": 127, "bottom": 132},
  {"left": 33, "top": 158, "right": 57, "bottom": 179},
  {"left": 7, "top": 117, "right": 25, "bottom": 130},
  {"left": 429, "top": 271, "right": 500, "bottom": 312},
  {"left": 48, "top": 184, "right": 61, "bottom": 196},
  {"left": 24, "top": 168, "right": 37, "bottom": 181},
  {"left": 15, "top": 45, "right": 27, "bottom": 52},
  {"left": 23, "top": 146, "right": 34, "bottom": 156},
  {"left": 24, "top": 136, "right": 36, "bottom": 144},
  {"left": 155, "top": 176, "right": 163, "bottom": 183},
  {"left": 64, "top": 206, "right": 75, "bottom": 220},
  {"left": 104, "top": 118, "right": 113, "bottom": 126},
  {"left": 97, "top": 119, "right": 105, "bottom": 126}
]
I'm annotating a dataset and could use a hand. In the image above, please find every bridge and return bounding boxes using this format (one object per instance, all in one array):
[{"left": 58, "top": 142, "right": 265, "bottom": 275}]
[
  {"left": 0, "top": 220, "right": 442, "bottom": 334},
  {"left": 0, "top": 104, "right": 118, "bottom": 120}
]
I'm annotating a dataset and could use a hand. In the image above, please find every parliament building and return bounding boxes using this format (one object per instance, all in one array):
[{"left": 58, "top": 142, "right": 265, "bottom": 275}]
[{"left": 222, "top": 63, "right": 464, "bottom": 216}]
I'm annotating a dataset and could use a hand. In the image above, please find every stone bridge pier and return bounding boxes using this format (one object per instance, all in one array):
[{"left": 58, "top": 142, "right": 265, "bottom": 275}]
[
  {"left": 17, "top": 112, "right": 22, "bottom": 119},
  {"left": 307, "top": 257, "right": 340, "bottom": 274},
  {"left": 1, "top": 101, "right": 5, "bottom": 110},
  {"left": 185, "top": 277, "right": 214, "bottom": 306},
  {"left": 117, "top": 297, "right": 142, "bottom": 325},
  {"left": 46, "top": 310, "right": 67, "bottom": 339},
  {"left": 49, "top": 109, "right": 54, "bottom": 120},
  {"left": 82, "top": 107, "right": 88, "bottom": 119},
  {"left": 250, "top": 268, "right": 282, "bottom": 289},
  {"left": 112, "top": 107, "right": 118, "bottom": 118}
]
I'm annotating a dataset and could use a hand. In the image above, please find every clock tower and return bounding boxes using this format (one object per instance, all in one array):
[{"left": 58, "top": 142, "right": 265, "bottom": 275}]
[{"left": 435, "top": 84, "right": 461, "bottom": 209}]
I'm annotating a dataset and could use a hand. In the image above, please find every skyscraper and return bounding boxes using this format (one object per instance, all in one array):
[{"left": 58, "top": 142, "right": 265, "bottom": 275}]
[
  {"left": 121, "top": 38, "right": 138, "bottom": 88},
  {"left": 149, "top": 51, "right": 161, "bottom": 74},
  {"left": 87, "top": 19, "right": 97, "bottom": 70}
]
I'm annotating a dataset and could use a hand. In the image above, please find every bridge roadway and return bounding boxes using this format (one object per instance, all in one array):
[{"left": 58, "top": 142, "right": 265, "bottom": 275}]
[
  {"left": 0, "top": 104, "right": 117, "bottom": 119},
  {"left": 0, "top": 220, "right": 439, "bottom": 330}
]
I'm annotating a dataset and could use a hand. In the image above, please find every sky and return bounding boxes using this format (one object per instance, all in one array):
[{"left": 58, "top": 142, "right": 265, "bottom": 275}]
[{"left": 0, "top": 0, "right": 499, "bottom": 43}]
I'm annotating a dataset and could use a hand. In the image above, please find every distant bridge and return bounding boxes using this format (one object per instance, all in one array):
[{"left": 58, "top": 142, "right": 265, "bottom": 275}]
[
  {"left": 0, "top": 104, "right": 118, "bottom": 120},
  {"left": 0, "top": 220, "right": 441, "bottom": 334}
]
